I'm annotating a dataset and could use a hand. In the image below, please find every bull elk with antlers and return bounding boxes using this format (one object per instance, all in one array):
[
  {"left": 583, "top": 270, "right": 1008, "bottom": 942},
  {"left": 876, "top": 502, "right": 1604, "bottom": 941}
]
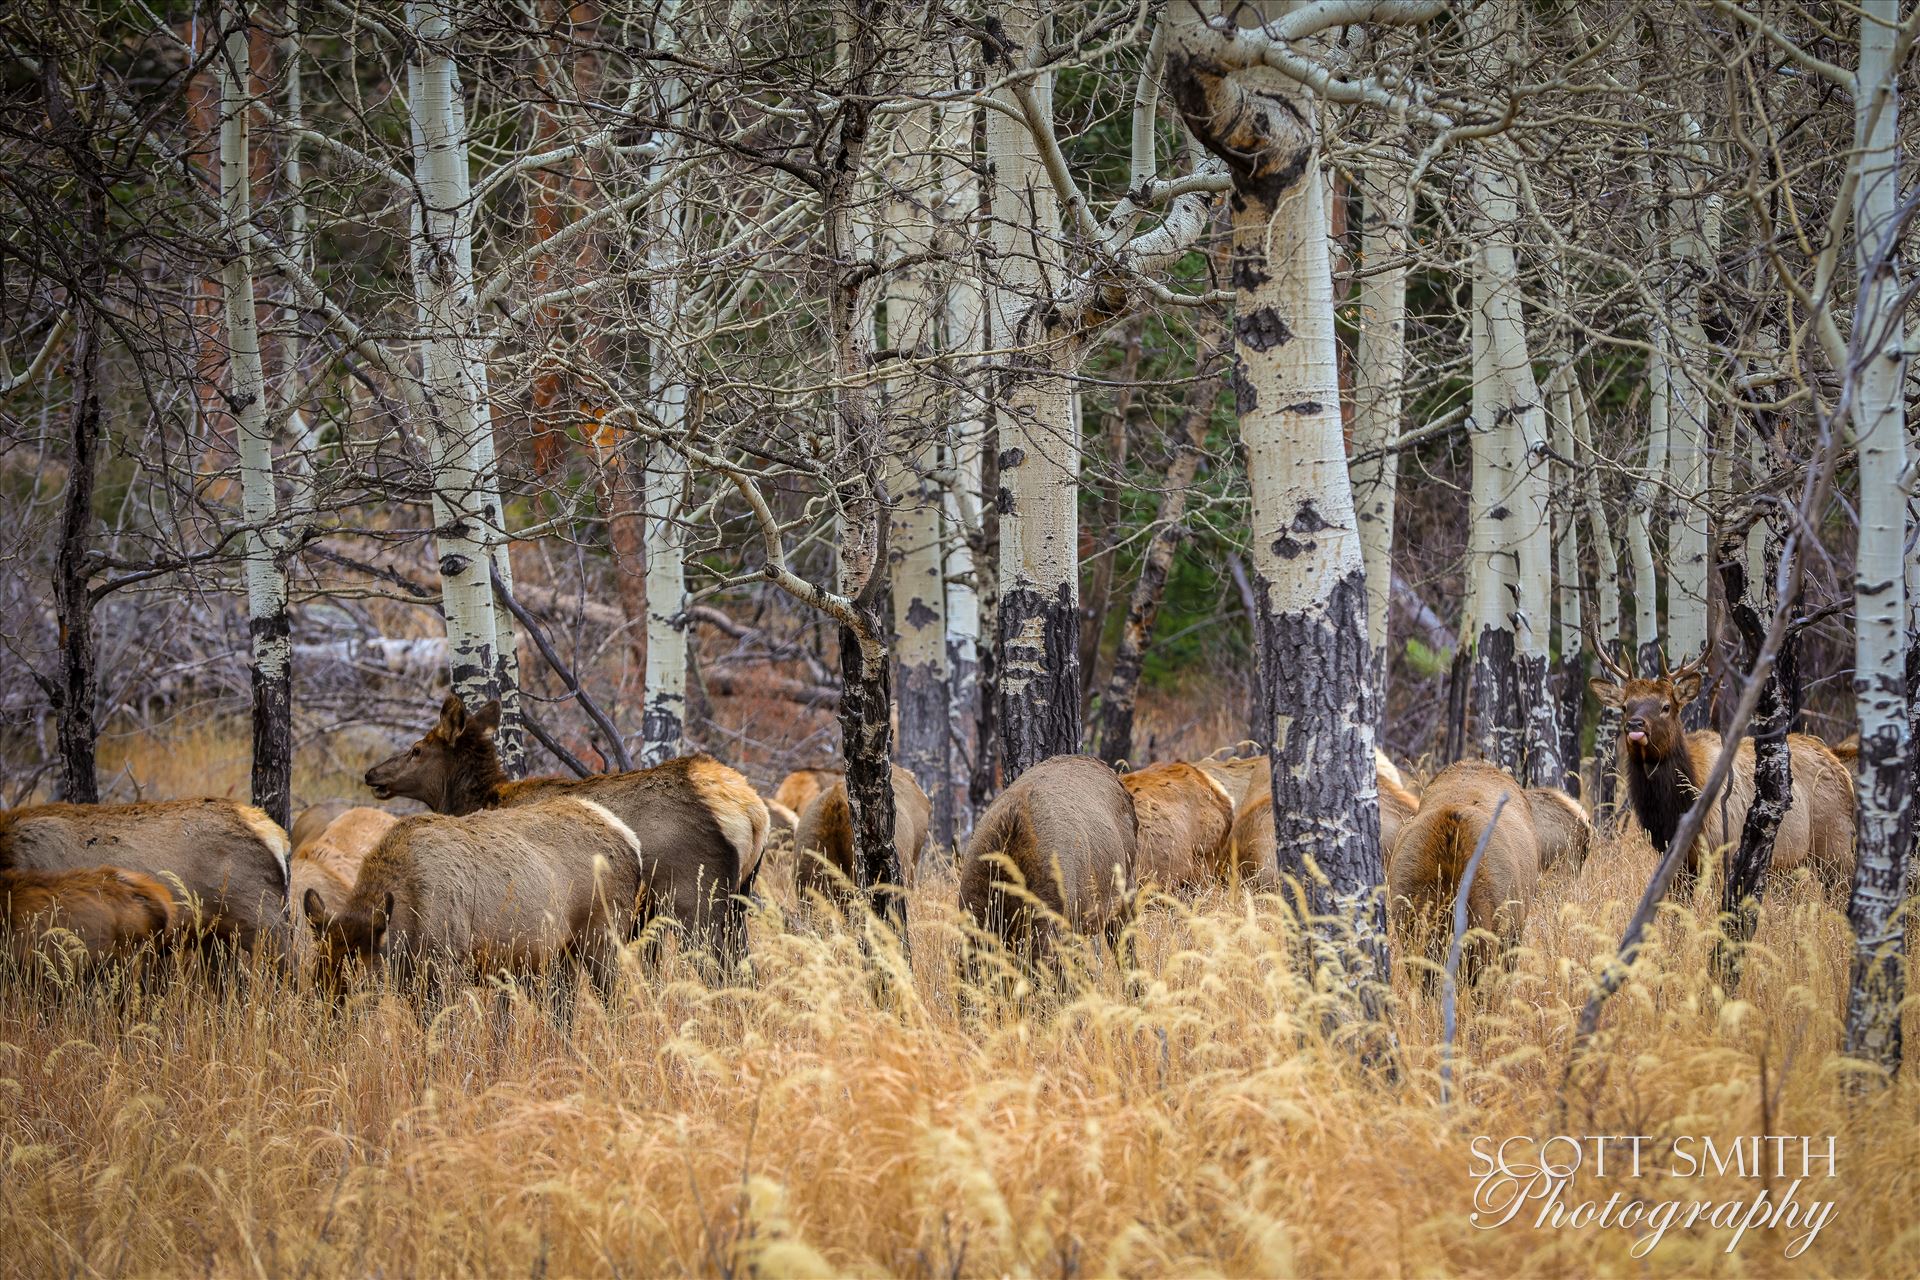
[{"left": 1588, "top": 645, "right": 1855, "bottom": 888}]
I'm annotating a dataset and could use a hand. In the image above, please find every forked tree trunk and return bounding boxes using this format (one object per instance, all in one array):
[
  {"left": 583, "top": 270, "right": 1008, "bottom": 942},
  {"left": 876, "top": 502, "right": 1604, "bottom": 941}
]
[
  {"left": 987, "top": 0, "right": 1080, "bottom": 778},
  {"left": 942, "top": 236, "right": 985, "bottom": 839},
  {"left": 219, "top": 2, "right": 293, "bottom": 829},
  {"left": 406, "top": 0, "right": 513, "bottom": 746},
  {"left": 1842, "top": 11, "right": 1911, "bottom": 1076},
  {"left": 1170, "top": 34, "right": 1387, "bottom": 998},
  {"left": 1095, "top": 359, "right": 1225, "bottom": 766},
  {"left": 1352, "top": 159, "right": 1408, "bottom": 712}
]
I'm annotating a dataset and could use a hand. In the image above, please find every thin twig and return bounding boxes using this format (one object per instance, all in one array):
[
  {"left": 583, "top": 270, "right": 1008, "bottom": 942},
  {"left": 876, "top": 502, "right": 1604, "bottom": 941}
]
[{"left": 1440, "top": 792, "right": 1508, "bottom": 1106}]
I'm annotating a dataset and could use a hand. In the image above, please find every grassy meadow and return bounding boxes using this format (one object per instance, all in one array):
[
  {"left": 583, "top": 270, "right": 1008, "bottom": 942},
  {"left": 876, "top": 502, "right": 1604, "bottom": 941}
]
[{"left": 2, "top": 722, "right": 1917, "bottom": 1278}]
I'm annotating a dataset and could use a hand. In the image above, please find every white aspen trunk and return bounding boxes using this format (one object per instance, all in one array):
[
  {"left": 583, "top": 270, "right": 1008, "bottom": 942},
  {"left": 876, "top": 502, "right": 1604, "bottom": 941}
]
[
  {"left": 1663, "top": 118, "right": 1723, "bottom": 678},
  {"left": 1626, "top": 344, "right": 1670, "bottom": 673},
  {"left": 405, "top": 0, "right": 510, "bottom": 746},
  {"left": 1467, "top": 248, "right": 1520, "bottom": 771},
  {"left": 883, "top": 69, "right": 953, "bottom": 855},
  {"left": 986, "top": 0, "right": 1080, "bottom": 778},
  {"left": 1572, "top": 373, "right": 1624, "bottom": 814},
  {"left": 640, "top": 40, "right": 690, "bottom": 767},
  {"left": 1842, "top": 5, "right": 1911, "bottom": 1075},
  {"left": 219, "top": 1, "right": 293, "bottom": 831},
  {"left": 1170, "top": 22, "right": 1386, "bottom": 993},
  {"left": 1478, "top": 141, "right": 1559, "bottom": 787},
  {"left": 1352, "top": 160, "right": 1407, "bottom": 711},
  {"left": 1549, "top": 366, "right": 1584, "bottom": 788},
  {"left": 940, "top": 111, "right": 985, "bottom": 835}
]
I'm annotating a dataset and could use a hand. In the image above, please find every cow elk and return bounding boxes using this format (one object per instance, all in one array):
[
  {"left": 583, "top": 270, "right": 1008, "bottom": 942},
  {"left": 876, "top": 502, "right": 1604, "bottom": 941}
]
[
  {"left": 1227, "top": 757, "right": 1420, "bottom": 888},
  {"left": 1386, "top": 760, "right": 1540, "bottom": 987},
  {"left": 1589, "top": 648, "right": 1855, "bottom": 887},
  {"left": 365, "top": 695, "right": 768, "bottom": 965},
  {"left": 0, "top": 799, "right": 290, "bottom": 958},
  {"left": 773, "top": 768, "right": 842, "bottom": 819},
  {"left": 303, "top": 797, "right": 644, "bottom": 1009},
  {"left": 958, "top": 755, "right": 1138, "bottom": 974},
  {"left": 793, "top": 765, "right": 932, "bottom": 907},
  {"left": 290, "top": 807, "right": 398, "bottom": 971},
  {"left": 1199, "top": 747, "right": 1411, "bottom": 819},
  {"left": 2, "top": 867, "right": 175, "bottom": 974},
  {"left": 1121, "top": 762, "right": 1234, "bottom": 889}
]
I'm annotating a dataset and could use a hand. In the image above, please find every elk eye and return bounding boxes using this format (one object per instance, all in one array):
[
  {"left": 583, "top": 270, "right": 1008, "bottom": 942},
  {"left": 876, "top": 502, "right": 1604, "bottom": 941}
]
[
  {"left": 409, "top": 746, "right": 419, "bottom": 758},
  {"left": 1662, "top": 703, "right": 1671, "bottom": 713}
]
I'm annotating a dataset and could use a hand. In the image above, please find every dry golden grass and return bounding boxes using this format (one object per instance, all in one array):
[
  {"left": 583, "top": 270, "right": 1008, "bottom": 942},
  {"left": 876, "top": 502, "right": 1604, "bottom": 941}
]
[{"left": 4, "top": 803, "right": 1917, "bottom": 1279}]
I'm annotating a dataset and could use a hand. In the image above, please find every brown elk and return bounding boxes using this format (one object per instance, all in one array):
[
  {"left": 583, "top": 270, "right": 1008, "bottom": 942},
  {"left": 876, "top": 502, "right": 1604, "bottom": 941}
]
[
  {"left": 793, "top": 765, "right": 932, "bottom": 905},
  {"left": 1524, "top": 788, "right": 1593, "bottom": 873},
  {"left": 364, "top": 695, "right": 768, "bottom": 963},
  {"left": 773, "top": 768, "right": 842, "bottom": 819},
  {"left": 958, "top": 755, "right": 1138, "bottom": 969},
  {"left": 1588, "top": 648, "right": 1855, "bottom": 886},
  {"left": 289, "top": 799, "right": 357, "bottom": 852},
  {"left": 1226, "top": 758, "right": 1420, "bottom": 888},
  {"left": 304, "top": 796, "right": 644, "bottom": 1006},
  {"left": 0, "top": 799, "right": 290, "bottom": 957},
  {"left": 290, "top": 808, "right": 398, "bottom": 970},
  {"left": 1121, "top": 762, "right": 1234, "bottom": 889},
  {"left": 1386, "top": 760, "right": 1540, "bottom": 986},
  {"left": 3, "top": 867, "right": 175, "bottom": 972},
  {"left": 1198, "top": 747, "right": 1411, "bottom": 819}
]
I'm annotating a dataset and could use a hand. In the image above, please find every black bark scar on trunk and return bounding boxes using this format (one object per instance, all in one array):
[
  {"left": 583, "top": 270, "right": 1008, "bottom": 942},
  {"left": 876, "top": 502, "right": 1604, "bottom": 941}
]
[
  {"left": 249, "top": 603, "right": 294, "bottom": 831},
  {"left": 997, "top": 580, "right": 1081, "bottom": 781},
  {"left": 1471, "top": 625, "right": 1521, "bottom": 773}
]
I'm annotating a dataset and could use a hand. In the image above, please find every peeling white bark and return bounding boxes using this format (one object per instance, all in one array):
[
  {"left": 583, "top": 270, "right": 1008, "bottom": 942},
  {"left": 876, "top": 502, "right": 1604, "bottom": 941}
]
[
  {"left": 1352, "top": 159, "right": 1407, "bottom": 707},
  {"left": 405, "top": 0, "right": 511, "bottom": 747}
]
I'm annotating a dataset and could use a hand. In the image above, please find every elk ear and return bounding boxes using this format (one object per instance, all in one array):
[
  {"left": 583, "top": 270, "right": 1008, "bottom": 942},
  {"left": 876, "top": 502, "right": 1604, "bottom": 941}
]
[
  {"left": 437, "top": 692, "right": 467, "bottom": 737},
  {"left": 1673, "top": 669, "right": 1703, "bottom": 706},
  {"left": 303, "top": 888, "right": 330, "bottom": 933},
  {"left": 468, "top": 699, "right": 501, "bottom": 739},
  {"left": 1588, "top": 678, "right": 1624, "bottom": 709}
]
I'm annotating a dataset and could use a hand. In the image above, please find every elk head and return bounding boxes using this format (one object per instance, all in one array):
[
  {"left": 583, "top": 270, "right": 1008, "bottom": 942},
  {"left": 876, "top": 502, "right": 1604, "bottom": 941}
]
[
  {"left": 1587, "top": 640, "right": 1704, "bottom": 763},
  {"left": 365, "top": 694, "right": 503, "bottom": 813},
  {"left": 302, "top": 887, "right": 392, "bottom": 989}
]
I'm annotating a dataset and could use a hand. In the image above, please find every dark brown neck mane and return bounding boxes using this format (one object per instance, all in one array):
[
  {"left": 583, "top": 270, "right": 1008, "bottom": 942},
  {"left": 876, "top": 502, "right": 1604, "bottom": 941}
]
[
  {"left": 1621, "top": 739, "right": 1699, "bottom": 855},
  {"left": 442, "top": 744, "right": 510, "bottom": 816}
]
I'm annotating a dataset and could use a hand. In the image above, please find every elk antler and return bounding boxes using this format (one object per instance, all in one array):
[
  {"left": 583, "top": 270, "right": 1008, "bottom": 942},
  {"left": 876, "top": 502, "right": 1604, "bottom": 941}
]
[
  {"left": 1668, "top": 649, "right": 1708, "bottom": 683},
  {"left": 1585, "top": 620, "right": 1633, "bottom": 683}
]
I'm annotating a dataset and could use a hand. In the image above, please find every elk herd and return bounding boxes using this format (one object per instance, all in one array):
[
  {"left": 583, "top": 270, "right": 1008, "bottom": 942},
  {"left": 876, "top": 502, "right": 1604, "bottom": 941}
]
[{"left": 0, "top": 649, "right": 1864, "bottom": 1007}]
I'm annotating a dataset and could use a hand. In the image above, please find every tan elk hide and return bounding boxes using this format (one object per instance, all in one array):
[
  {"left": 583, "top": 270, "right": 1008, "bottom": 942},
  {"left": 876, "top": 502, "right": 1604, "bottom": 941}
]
[
  {"left": 2, "top": 866, "right": 175, "bottom": 971},
  {"left": 1524, "top": 787, "right": 1593, "bottom": 873},
  {"left": 959, "top": 755, "right": 1137, "bottom": 964},
  {"left": 303, "top": 797, "right": 643, "bottom": 1000},
  {"left": 1228, "top": 757, "right": 1420, "bottom": 887},
  {"left": 1120, "top": 761, "right": 1234, "bottom": 889},
  {"left": 1386, "top": 760, "right": 1539, "bottom": 985},
  {"left": 793, "top": 765, "right": 932, "bottom": 904},
  {"left": 290, "top": 807, "right": 399, "bottom": 970},
  {"left": 365, "top": 695, "right": 769, "bottom": 959},
  {"left": 0, "top": 799, "right": 289, "bottom": 956},
  {"left": 773, "top": 768, "right": 843, "bottom": 819},
  {"left": 1199, "top": 747, "right": 1409, "bottom": 819}
]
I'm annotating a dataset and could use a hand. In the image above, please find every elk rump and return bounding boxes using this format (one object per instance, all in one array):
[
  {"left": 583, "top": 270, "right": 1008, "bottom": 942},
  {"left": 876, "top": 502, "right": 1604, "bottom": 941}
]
[
  {"left": 304, "top": 796, "right": 644, "bottom": 1003},
  {"left": 0, "top": 799, "right": 289, "bottom": 956},
  {"left": 3, "top": 867, "right": 175, "bottom": 971},
  {"left": 958, "top": 755, "right": 1137, "bottom": 964},
  {"left": 1121, "top": 761, "right": 1234, "bottom": 889},
  {"left": 793, "top": 764, "right": 932, "bottom": 904},
  {"left": 1386, "top": 760, "right": 1538, "bottom": 986}
]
